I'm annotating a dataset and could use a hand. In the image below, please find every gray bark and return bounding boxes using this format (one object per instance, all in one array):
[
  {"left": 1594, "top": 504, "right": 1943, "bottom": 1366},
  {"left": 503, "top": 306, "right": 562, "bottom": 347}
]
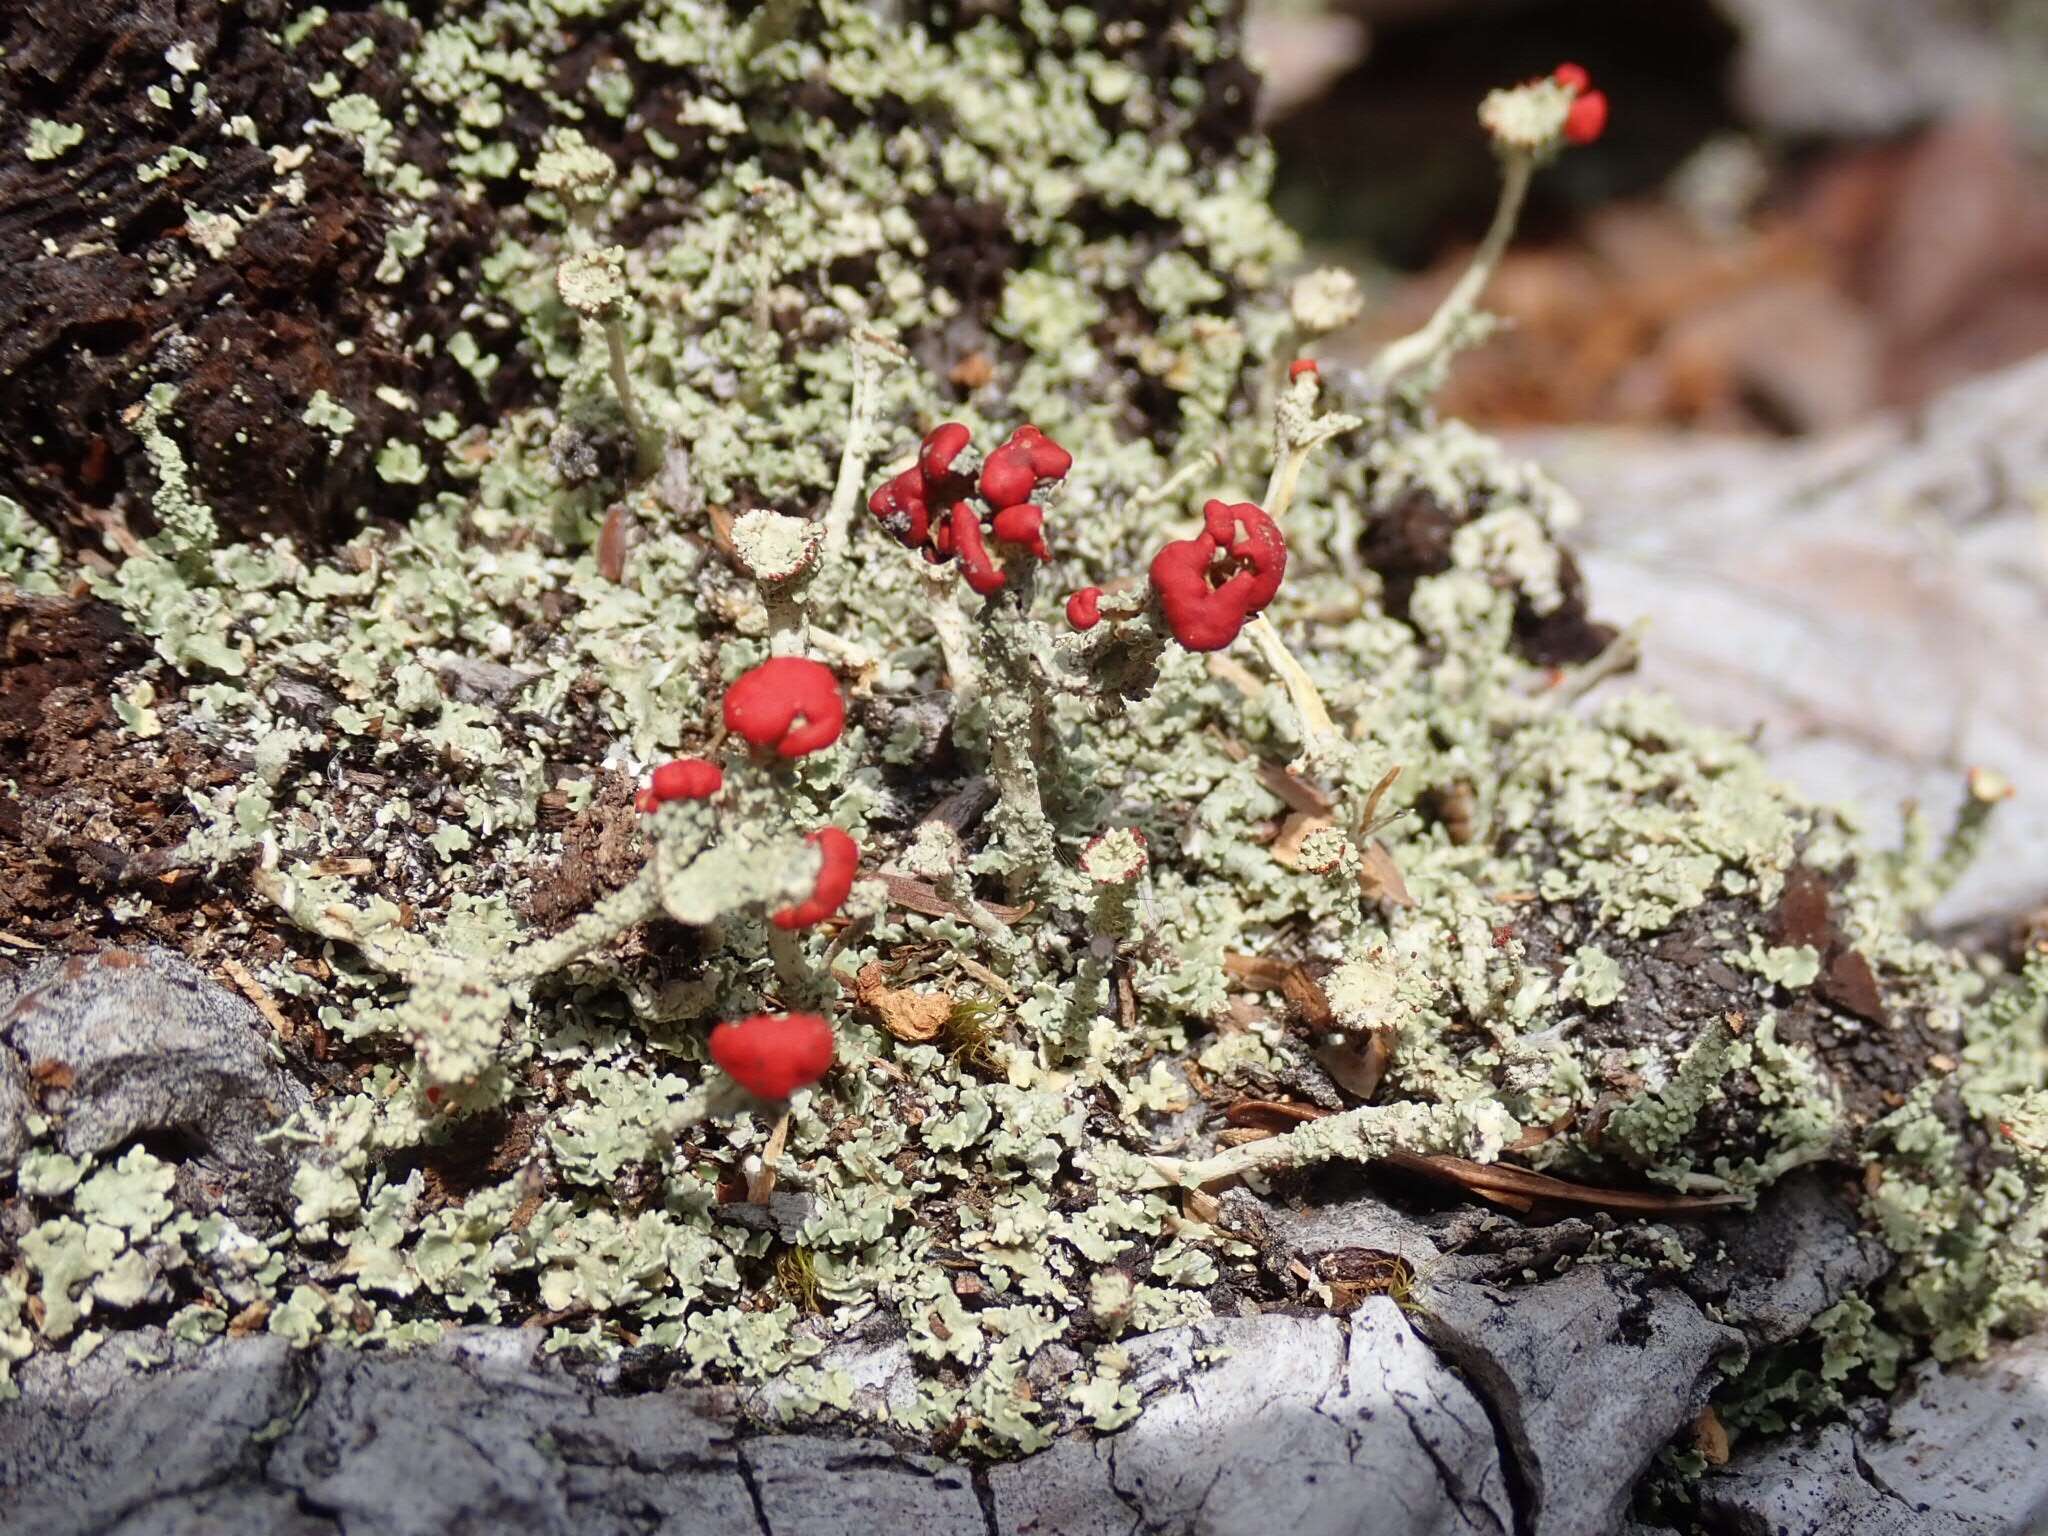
[{"left": 1537, "top": 348, "right": 2048, "bottom": 931}]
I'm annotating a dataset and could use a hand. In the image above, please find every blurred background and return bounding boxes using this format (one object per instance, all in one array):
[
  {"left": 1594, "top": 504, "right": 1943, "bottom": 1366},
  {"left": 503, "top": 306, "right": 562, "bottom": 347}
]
[
  {"left": 1247, "top": 0, "right": 2048, "bottom": 942},
  {"left": 1254, "top": 0, "right": 2048, "bottom": 432}
]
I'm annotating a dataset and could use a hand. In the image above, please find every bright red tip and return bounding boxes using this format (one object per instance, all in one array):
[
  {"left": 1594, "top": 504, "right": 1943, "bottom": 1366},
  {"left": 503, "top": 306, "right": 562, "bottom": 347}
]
[
  {"left": 645, "top": 757, "right": 723, "bottom": 807},
  {"left": 1148, "top": 500, "right": 1288, "bottom": 653},
  {"left": 1563, "top": 89, "right": 1607, "bottom": 146},
  {"left": 723, "top": 657, "right": 846, "bottom": 758},
  {"left": 709, "top": 1012, "right": 836, "bottom": 1100},
  {"left": 773, "top": 826, "right": 859, "bottom": 929},
  {"left": 1553, "top": 62, "right": 1591, "bottom": 94},
  {"left": 918, "top": 422, "right": 975, "bottom": 489},
  {"left": 989, "top": 502, "right": 1050, "bottom": 561},
  {"left": 979, "top": 425, "right": 1071, "bottom": 509},
  {"left": 949, "top": 502, "right": 1007, "bottom": 595},
  {"left": 1065, "top": 586, "right": 1103, "bottom": 631},
  {"left": 869, "top": 466, "right": 933, "bottom": 549}
]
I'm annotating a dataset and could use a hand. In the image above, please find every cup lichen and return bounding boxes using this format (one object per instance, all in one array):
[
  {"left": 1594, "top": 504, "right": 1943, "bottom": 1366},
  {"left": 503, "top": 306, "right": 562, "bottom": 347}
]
[{"left": 2, "top": 3, "right": 2044, "bottom": 1488}]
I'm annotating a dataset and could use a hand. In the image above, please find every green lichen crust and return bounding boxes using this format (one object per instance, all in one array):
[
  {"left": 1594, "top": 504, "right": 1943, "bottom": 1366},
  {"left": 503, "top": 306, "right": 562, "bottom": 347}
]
[{"left": 4, "top": 0, "right": 2045, "bottom": 1454}]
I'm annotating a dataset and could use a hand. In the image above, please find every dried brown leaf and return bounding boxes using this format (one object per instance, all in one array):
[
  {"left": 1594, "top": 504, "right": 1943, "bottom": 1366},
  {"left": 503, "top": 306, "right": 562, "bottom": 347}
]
[
  {"left": 706, "top": 503, "right": 737, "bottom": 556},
  {"left": 1225, "top": 1098, "right": 1326, "bottom": 1129},
  {"left": 1205, "top": 654, "right": 1264, "bottom": 700},
  {"left": 1772, "top": 864, "right": 1836, "bottom": 950},
  {"left": 854, "top": 962, "right": 952, "bottom": 1043},
  {"left": 879, "top": 873, "right": 1031, "bottom": 925},
  {"left": 227, "top": 1300, "right": 272, "bottom": 1337},
  {"left": 597, "top": 502, "right": 635, "bottom": 583},
  {"left": 747, "top": 1111, "right": 791, "bottom": 1203},
  {"left": 1357, "top": 764, "right": 1404, "bottom": 834},
  {"left": 1225, "top": 952, "right": 1337, "bottom": 1031},
  {"left": 1279, "top": 966, "right": 1337, "bottom": 1031},
  {"left": 949, "top": 351, "right": 994, "bottom": 389},
  {"left": 1315, "top": 1030, "right": 1392, "bottom": 1101},
  {"left": 1819, "top": 948, "right": 1889, "bottom": 1025},
  {"left": 221, "top": 956, "right": 295, "bottom": 1041},
  {"left": 1216, "top": 1126, "right": 1277, "bottom": 1148},
  {"left": 1224, "top": 952, "right": 1294, "bottom": 990},
  {"left": 1269, "top": 811, "right": 1335, "bottom": 869},
  {"left": 1358, "top": 838, "right": 1415, "bottom": 908},
  {"left": 1694, "top": 1405, "right": 1731, "bottom": 1466},
  {"left": 1506, "top": 1112, "right": 1576, "bottom": 1152},
  {"left": 1256, "top": 761, "right": 1336, "bottom": 818},
  {"left": 28, "top": 1059, "right": 74, "bottom": 1090}
]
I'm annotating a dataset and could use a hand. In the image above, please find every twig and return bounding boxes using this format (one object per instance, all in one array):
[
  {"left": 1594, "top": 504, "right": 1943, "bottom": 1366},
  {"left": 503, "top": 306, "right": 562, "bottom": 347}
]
[
  {"left": 221, "top": 956, "right": 295, "bottom": 1040},
  {"left": 1381, "top": 1152, "right": 1750, "bottom": 1215}
]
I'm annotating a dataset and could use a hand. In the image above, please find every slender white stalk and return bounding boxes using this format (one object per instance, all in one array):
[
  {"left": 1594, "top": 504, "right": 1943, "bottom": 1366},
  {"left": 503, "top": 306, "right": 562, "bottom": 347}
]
[
  {"left": 1367, "top": 151, "right": 1533, "bottom": 390},
  {"left": 604, "top": 316, "right": 657, "bottom": 478},
  {"left": 822, "top": 331, "right": 904, "bottom": 555},
  {"left": 1247, "top": 613, "right": 1336, "bottom": 748}
]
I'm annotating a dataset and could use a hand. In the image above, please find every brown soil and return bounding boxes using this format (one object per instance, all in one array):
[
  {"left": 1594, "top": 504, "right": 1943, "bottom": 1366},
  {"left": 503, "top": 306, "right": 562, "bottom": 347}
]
[
  {"left": 0, "top": 591, "right": 235, "bottom": 965},
  {"left": 523, "top": 774, "right": 644, "bottom": 932},
  {"left": 0, "top": 0, "right": 532, "bottom": 551},
  {"left": 0, "top": 590, "right": 347, "bottom": 1068}
]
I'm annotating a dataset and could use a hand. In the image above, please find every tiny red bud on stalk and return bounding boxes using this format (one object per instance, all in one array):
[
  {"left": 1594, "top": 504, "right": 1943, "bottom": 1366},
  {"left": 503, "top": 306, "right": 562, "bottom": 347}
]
[
  {"left": 773, "top": 826, "right": 859, "bottom": 929},
  {"left": 723, "top": 657, "right": 846, "bottom": 758},
  {"left": 1552, "top": 61, "right": 1591, "bottom": 94},
  {"left": 1065, "top": 586, "right": 1103, "bottom": 631},
  {"left": 1288, "top": 358, "right": 1319, "bottom": 379},
  {"left": 639, "top": 757, "right": 723, "bottom": 812},
  {"left": 1563, "top": 89, "right": 1607, "bottom": 145},
  {"left": 709, "top": 1012, "right": 836, "bottom": 1100}
]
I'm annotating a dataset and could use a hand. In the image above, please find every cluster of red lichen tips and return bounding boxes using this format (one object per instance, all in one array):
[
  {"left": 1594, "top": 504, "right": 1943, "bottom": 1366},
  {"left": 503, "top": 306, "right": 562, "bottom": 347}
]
[
  {"left": 634, "top": 658, "right": 860, "bottom": 1101},
  {"left": 869, "top": 421, "right": 1072, "bottom": 594},
  {"left": 1553, "top": 62, "right": 1607, "bottom": 145},
  {"left": 1064, "top": 499, "right": 1288, "bottom": 652},
  {"left": 641, "top": 657, "right": 848, "bottom": 808},
  {"left": 1066, "top": 500, "right": 1289, "bottom": 652},
  {"left": 724, "top": 659, "right": 857, "bottom": 923},
  {"left": 1149, "top": 500, "right": 1287, "bottom": 651}
]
